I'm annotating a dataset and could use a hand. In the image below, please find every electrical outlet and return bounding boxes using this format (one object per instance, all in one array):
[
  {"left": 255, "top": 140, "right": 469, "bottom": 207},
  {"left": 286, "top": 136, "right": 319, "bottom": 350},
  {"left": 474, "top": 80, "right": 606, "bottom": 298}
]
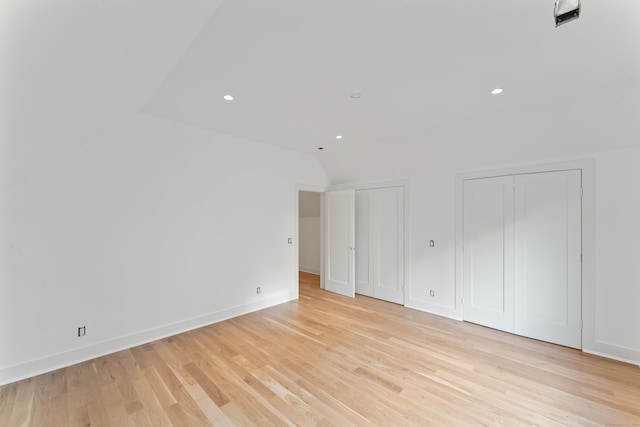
[
  {"left": 429, "top": 290, "right": 435, "bottom": 297},
  {"left": 77, "top": 326, "right": 86, "bottom": 337},
  {"left": 256, "top": 286, "right": 261, "bottom": 294}
]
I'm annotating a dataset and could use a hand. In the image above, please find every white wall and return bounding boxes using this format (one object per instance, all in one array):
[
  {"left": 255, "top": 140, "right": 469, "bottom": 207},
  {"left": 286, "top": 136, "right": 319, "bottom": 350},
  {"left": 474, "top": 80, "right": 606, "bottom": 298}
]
[
  {"left": 2, "top": 109, "right": 639, "bottom": 387},
  {"left": 0, "top": 114, "right": 329, "bottom": 385},
  {"left": 405, "top": 148, "right": 640, "bottom": 365},
  {"left": 299, "top": 219, "right": 321, "bottom": 274},
  {"left": 405, "top": 172, "right": 457, "bottom": 318},
  {"left": 589, "top": 148, "right": 640, "bottom": 362}
]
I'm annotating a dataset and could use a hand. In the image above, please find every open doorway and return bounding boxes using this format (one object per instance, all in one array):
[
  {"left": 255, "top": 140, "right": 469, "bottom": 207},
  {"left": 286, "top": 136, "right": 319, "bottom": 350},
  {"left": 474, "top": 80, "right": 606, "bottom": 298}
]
[
  {"left": 298, "top": 190, "right": 323, "bottom": 292},
  {"left": 295, "top": 187, "right": 325, "bottom": 295},
  {"left": 299, "top": 191, "right": 321, "bottom": 276},
  {"left": 295, "top": 183, "right": 407, "bottom": 303}
]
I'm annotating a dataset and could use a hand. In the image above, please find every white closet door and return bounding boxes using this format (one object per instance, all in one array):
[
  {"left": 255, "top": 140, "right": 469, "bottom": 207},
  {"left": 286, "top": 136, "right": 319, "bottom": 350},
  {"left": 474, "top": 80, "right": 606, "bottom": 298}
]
[
  {"left": 514, "top": 170, "right": 582, "bottom": 348},
  {"left": 355, "top": 190, "right": 374, "bottom": 297},
  {"left": 324, "top": 190, "right": 355, "bottom": 298},
  {"left": 372, "top": 186, "right": 405, "bottom": 304},
  {"left": 463, "top": 176, "right": 515, "bottom": 332}
]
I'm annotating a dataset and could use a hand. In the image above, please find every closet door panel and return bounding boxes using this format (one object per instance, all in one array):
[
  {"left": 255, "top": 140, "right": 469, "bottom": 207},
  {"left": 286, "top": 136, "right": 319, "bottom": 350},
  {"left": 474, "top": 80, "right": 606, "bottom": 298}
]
[
  {"left": 355, "top": 191, "right": 373, "bottom": 297},
  {"left": 463, "top": 176, "right": 515, "bottom": 332},
  {"left": 372, "top": 186, "right": 405, "bottom": 305},
  {"left": 324, "top": 190, "right": 356, "bottom": 298},
  {"left": 514, "top": 170, "right": 582, "bottom": 348}
]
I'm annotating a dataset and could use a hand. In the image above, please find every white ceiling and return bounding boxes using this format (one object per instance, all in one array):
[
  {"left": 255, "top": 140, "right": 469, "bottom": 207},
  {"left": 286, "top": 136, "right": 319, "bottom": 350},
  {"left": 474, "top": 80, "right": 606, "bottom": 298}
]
[
  {"left": 0, "top": 0, "right": 224, "bottom": 189},
  {"left": 2, "top": 0, "right": 640, "bottom": 187}
]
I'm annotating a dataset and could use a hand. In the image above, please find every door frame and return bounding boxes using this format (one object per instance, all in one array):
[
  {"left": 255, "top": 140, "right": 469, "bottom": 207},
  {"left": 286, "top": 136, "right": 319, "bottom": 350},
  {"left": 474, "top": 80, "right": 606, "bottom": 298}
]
[
  {"left": 454, "top": 159, "right": 595, "bottom": 348},
  {"left": 294, "top": 184, "right": 327, "bottom": 295},
  {"left": 329, "top": 179, "right": 410, "bottom": 303}
]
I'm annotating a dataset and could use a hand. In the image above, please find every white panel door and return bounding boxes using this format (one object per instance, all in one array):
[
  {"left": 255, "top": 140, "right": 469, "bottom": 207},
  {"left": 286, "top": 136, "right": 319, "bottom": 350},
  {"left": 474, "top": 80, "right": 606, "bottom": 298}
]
[
  {"left": 324, "top": 190, "right": 355, "bottom": 298},
  {"left": 463, "top": 176, "right": 515, "bottom": 332},
  {"left": 355, "top": 190, "right": 374, "bottom": 297},
  {"left": 372, "top": 186, "right": 405, "bottom": 304},
  {"left": 514, "top": 170, "right": 582, "bottom": 348}
]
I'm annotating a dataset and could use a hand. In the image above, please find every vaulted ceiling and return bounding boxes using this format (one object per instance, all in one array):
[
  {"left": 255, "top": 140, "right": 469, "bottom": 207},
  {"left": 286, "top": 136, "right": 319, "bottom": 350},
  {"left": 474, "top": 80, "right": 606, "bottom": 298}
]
[
  {"left": 2, "top": 0, "right": 639, "bottom": 188},
  {"left": 0, "top": 0, "right": 225, "bottom": 189}
]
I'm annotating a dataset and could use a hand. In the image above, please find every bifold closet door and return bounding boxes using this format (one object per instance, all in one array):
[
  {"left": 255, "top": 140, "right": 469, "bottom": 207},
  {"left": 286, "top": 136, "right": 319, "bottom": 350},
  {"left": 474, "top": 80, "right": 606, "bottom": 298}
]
[
  {"left": 372, "top": 186, "right": 405, "bottom": 304},
  {"left": 355, "top": 187, "right": 405, "bottom": 304},
  {"left": 463, "top": 176, "right": 515, "bottom": 333},
  {"left": 463, "top": 170, "right": 582, "bottom": 349},
  {"left": 355, "top": 191, "right": 373, "bottom": 297},
  {"left": 514, "top": 170, "right": 582, "bottom": 349}
]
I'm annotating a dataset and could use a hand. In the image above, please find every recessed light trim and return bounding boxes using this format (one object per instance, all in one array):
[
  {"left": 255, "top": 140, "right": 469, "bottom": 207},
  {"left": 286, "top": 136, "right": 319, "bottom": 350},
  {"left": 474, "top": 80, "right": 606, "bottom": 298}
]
[
  {"left": 223, "top": 94, "right": 234, "bottom": 101},
  {"left": 350, "top": 93, "right": 362, "bottom": 99},
  {"left": 491, "top": 88, "right": 504, "bottom": 95}
]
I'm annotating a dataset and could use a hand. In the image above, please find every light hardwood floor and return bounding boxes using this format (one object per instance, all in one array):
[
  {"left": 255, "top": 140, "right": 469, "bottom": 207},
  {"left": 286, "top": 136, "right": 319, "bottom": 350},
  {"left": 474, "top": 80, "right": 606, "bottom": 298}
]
[{"left": 1, "top": 272, "right": 639, "bottom": 426}]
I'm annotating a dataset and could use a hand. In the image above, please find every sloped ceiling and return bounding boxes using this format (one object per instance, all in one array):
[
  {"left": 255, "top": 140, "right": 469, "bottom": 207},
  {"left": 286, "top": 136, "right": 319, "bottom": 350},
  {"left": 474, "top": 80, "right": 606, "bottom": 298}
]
[
  {"left": 144, "top": 0, "right": 640, "bottom": 183},
  {"left": 0, "top": 0, "right": 224, "bottom": 190},
  {"left": 2, "top": 0, "right": 640, "bottom": 187}
]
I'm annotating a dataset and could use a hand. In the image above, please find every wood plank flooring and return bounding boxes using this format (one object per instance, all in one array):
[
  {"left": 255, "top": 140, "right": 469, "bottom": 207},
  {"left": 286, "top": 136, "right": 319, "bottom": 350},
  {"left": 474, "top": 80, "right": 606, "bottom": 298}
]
[{"left": 1, "top": 271, "right": 639, "bottom": 426}]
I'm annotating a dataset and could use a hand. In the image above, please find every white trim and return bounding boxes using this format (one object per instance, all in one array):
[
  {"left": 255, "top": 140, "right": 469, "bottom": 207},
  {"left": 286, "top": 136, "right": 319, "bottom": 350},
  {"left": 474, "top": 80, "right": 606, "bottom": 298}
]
[
  {"left": 320, "top": 193, "right": 325, "bottom": 289},
  {"left": 0, "top": 291, "right": 295, "bottom": 386},
  {"left": 405, "top": 302, "right": 462, "bottom": 321},
  {"left": 584, "top": 339, "right": 640, "bottom": 367},
  {"left": 329, "top": 178, "right": 410, "bottom": 192},
  {"left": 299, "top": 266, "right": 321, "bottom": 275},
  {"left": 582, "top": 348, "right": 640, "bottom": 368},
  {"left": 455, "top": 159, "right": 594, "bottom": 180},
  {"left": 403, "top": 181, "right": 410, "bottom": 307},
  {"left": 454, "top": 159, "right": 595, "bottom": 350},
  {"left": 454, "top": 176, "right": 465, "bottom": 320}
]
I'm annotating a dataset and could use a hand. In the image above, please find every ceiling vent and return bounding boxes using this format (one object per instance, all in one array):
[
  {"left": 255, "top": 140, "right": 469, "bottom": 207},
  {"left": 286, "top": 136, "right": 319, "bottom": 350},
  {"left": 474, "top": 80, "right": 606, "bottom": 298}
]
[{"left": 554, "top": 0, "right": 581, "bottom": 27}]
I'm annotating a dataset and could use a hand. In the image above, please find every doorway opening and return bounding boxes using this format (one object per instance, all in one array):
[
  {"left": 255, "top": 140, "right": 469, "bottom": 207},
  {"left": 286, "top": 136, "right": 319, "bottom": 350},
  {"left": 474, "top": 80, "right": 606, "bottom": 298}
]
[
  {"left": 295, "top": 182, "right": 408, "bottom": 304},
  {"left": 296, "top": 188, "right": 325, "bottom": 294}
]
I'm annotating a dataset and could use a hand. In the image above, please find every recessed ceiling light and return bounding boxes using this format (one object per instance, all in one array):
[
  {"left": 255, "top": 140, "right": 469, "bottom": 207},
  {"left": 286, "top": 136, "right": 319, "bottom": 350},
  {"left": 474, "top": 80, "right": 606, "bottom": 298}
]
[
  {"left": 491, "top": 88, "right": 504, "bottom": 95},
  {"left": 317, "top": 147, "right": 324, "bottom": 150},
  {"left": 336, "top": 135, "right": 343, "bottom": 140},
  {"left": 223, "top": 94, "right": 234, "bottom": 101},
  {"left": 350, "top": 93, "right": 362, "bottom": 99}
]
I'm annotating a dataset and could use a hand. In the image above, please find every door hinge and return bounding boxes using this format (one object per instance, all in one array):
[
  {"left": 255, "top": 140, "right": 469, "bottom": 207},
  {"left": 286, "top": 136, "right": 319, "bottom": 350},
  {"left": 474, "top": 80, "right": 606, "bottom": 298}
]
[
  {"left": 461, "top": 297, "right": 464, "bottom": 305},
  {"left": 578, "top": 187, "right": 584, "bottom": 198}
]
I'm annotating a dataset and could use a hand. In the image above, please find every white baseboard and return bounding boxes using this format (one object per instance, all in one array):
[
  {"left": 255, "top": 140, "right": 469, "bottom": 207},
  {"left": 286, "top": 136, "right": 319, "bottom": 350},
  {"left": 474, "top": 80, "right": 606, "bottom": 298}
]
[
  {"left": 4, "top": 290, "right": 635, "bottom": 387},
  {"left": 299, "top": 265, "right": 320, "bottom": 275},
  {"left": 407, "top": 301, "right": 640, "bottom": 367},
  {"left": 0, "top": 291, "right": 295, "bottom": 386},
  {"left": 582, "top": 347, "right": 640, "bottom": 367},
  {"left": 405, "top": 299, "right": 462, "bottom": 321}
]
